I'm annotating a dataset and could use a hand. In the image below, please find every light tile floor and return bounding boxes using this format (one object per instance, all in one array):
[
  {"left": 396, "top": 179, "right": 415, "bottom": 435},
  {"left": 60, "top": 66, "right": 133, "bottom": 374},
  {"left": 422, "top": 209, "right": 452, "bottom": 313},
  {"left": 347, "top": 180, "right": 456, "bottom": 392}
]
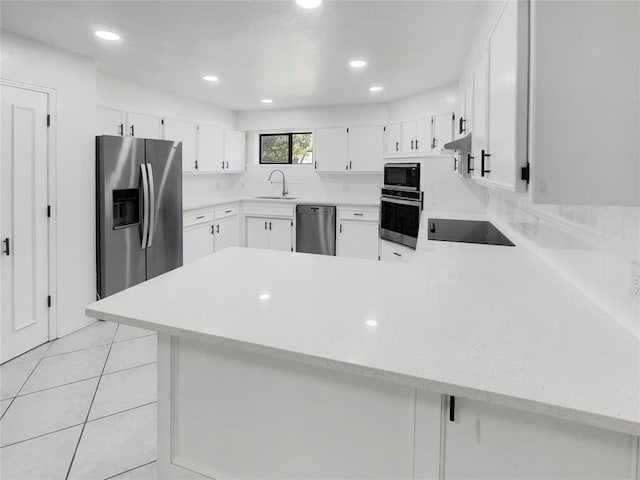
[{"left": 0, "top": 321, "right": 158, "bottom": 480}]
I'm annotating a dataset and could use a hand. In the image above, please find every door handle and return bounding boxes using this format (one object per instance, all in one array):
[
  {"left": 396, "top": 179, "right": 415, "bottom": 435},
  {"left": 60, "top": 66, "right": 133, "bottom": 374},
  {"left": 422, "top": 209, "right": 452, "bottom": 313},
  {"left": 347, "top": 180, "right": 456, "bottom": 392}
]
[
  {"left": 2, "top": 238, "right": 9, "bottom": 256},
  {"left": 140, "top": 164, "right": 150, "bottom": 249},
  {"left": 146, "top": 164, "right": 155, "bottom": 247},
  {"left": 481, "top": 150, "right": 491, "bottom": 177}
]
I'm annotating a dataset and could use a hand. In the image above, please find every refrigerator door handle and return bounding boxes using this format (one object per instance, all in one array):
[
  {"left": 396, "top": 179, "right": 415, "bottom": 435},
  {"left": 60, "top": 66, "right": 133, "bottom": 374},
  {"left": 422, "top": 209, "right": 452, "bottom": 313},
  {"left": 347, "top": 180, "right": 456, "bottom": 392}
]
[
  {"left": 146, "top": 163, "right": 156, "bottom": 248},
  {"left": 140, "top": 164, "right": 150, "bottom": 249}
]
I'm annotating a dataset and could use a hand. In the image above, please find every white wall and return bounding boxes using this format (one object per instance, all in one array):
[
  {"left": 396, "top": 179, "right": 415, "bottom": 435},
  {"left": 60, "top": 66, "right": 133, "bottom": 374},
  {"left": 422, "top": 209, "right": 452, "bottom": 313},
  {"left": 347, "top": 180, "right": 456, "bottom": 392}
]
[
  {"left": 96, "top": 73, "right": 238, "bottom": 203},
  {"left": 387, "top": 83, "right": 458, "bottom": 121},
  {"left": 1, "top": 31, "right": 97, "bottom": 337}
]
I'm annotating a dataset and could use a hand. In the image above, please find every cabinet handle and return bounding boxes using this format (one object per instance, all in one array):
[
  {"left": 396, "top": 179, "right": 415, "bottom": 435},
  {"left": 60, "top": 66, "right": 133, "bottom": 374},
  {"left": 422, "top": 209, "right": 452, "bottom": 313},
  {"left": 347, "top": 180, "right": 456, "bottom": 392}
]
[
  {"left": 269, "top": 222, "right": 272, "bottom": 231},
  {"left": 118, "top": 124, "right": 124, "bottom": 136},
  {"left": 481, "top": 150, "right": 491, "bottom": 177},
  {"left": 314, "top": 161, "right": 317, "bottom": 170},
  {"left": 467, "top": 154, "right": 474, "bottom": 174},
  {"left": 393, "top": 252, "right": 401, "bottom": 257},
  {"left": 194, "top": 160, "right": 198, "bottom": 170},
  {"left": 415, "top": 139, "right": 419, "bottom": 150},
  {"left": 2, "top": 238, "right": 10, "bottom": 256},
  {"left": 454, "top": 157, "right": 458, "bottom": 171},
  {"left": 431, "top": 137, "right": 436, "bottom": 149},
  {"left": 349, "top": 160, "right": 352, "bottom": 170},
  {"left": 395, "top": 141, "right": 399, "bottom": 152},
  {"left": 353, "top": 213, "right": 363, "bottom": 216},
  {"left": 224, "top": 210, "right": 232, "bottom": 214},
  {"left": 459, "top": 117, "right": 466, "bottom": 134},
  {"left": 339, "top": 224, "right": 342, "bottom": 234},
  {"left": 449, "top": 396, "right": 455, "bottom": 422},
  {"left": 221, "top": 161, "right": 225, "bottom": 170},
  {"left": 216, "top": 224, "right": 220, "bottom": 234},
  {"left": 264, "top": 221, "right": 267, "bottom": 230},
  {"left": 130, "top": 125, "right": 135, "bottom": 136},
  {"left": 226, "top": 161, "right": 229, "bottom": 169},
  {"left": 211, "top": 225, "right": 214, "bottom": 235},
  {"left": 196, "top": 215, "right": 205, "bottom": 220},
  {"left": 411, "top": 140, "right": 415, "bottom": 150}
]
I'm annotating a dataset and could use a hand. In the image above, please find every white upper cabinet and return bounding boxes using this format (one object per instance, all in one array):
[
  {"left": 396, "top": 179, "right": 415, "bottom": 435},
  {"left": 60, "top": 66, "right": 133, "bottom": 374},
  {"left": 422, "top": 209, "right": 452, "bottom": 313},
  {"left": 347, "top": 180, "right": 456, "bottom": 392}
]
[
  {"left": 401, "top": 121, "right": 418, "bottom": 153},
  {"left": 224, "top": 129, "right": 246, "bottom": 172},
  {"left": 96, "top": 107, "right": 124, "bottom": 136},
  {"left": 529, "top": 0, "right": 639, "bottom": 205},
  {"left": 385, "top": 123, "right": 402, "bottom": 154},
  {"left": 472, "top": 50, "right": 489, "bottom": 181},
  {"left": 415, "top": 117, "right": 431, "bottom": 153},
  {"left": 126, "top": 112, "right": 163, "bottom": 139},
  {"left": 314, "top": 127, "right": 349, "bottom": 172},
  {"left": 348, "top": 126, "right": 384, "bottom": 172},
  {"left": 198, "top": 123, "right": 224, "bottom": 172},
  {"left": 163, "top": 117, "right": 198, "bottom": 173},
  {"left": 431, "top": 113, "right": 454, "bottom": 153}
]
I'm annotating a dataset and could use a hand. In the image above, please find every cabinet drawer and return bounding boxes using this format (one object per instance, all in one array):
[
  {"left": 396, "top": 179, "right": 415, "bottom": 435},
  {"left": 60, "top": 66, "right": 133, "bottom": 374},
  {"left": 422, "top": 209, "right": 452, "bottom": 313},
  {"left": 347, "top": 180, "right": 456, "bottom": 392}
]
[
  {"left": 338, "top": 206, "right": 379, "bottom": 221},
  {"left": 214, "top": 203, "right": 239, "bottom": 220},
  {"left": 243, "top": 202, "right": 294, "bottom": 218},
  {"left": 184, "top": 210, "right": 214, "bottom": 227},
  {"left": 379, "top": 240, "right": 415, "bottom": 263}
]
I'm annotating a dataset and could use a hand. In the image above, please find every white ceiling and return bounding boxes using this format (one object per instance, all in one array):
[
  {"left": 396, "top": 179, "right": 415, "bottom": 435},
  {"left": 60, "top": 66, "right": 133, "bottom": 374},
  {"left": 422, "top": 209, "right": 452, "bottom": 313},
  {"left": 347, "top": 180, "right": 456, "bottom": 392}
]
[{"left": 0, "top": 1, "right": 490, "bottom": 111}]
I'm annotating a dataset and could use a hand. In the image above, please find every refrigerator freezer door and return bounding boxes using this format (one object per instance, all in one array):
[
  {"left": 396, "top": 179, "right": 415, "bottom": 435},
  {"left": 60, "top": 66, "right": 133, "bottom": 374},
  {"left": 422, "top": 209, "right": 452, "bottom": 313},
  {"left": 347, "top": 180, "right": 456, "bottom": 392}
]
[
  {"left": 96, "top": 136, "right": 147, "bottom": 298},
  {"left": 145, "top": 139, "right": 183, "bottom": 280}
]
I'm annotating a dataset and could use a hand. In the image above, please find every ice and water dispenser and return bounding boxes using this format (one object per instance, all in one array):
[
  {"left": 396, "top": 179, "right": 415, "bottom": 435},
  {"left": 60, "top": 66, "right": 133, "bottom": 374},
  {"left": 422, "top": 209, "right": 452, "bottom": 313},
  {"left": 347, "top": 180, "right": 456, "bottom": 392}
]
[{"left": 112, "top": 188, "right": 140, "bottom": 229}]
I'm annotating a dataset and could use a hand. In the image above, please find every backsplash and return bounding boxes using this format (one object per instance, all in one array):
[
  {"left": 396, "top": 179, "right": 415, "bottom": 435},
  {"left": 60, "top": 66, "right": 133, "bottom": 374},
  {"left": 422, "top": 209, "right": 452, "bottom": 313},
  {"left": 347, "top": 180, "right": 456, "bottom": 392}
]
[{"left": 488, "top": 190, "right": 640, "bottom": 337}]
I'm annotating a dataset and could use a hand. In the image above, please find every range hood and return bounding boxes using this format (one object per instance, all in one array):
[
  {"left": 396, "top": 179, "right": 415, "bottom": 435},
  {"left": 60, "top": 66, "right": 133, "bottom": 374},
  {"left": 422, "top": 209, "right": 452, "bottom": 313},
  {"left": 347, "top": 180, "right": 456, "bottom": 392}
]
[{"left": 443, "top": 132, "right": 472, "bottom": 154}]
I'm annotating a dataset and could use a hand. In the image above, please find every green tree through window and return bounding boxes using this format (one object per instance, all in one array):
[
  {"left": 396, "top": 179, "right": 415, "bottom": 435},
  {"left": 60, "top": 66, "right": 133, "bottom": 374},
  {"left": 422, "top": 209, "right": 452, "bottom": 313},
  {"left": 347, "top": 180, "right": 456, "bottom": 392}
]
[{"left": 260, "top": 133, "right": 312, "bottom": 164}]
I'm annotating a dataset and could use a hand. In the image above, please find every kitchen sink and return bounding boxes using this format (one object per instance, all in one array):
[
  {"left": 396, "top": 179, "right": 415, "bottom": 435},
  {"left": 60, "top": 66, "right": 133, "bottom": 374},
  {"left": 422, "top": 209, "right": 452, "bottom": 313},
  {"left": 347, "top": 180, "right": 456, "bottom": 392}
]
[{"left": 254, "top": 196, "right": 298, "bottom": 200}]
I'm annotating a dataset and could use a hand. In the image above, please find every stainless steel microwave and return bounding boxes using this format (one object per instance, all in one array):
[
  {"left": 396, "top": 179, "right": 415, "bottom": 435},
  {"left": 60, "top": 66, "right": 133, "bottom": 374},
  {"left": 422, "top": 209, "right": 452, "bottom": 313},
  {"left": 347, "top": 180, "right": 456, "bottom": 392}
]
[{"left": 383, "top": 162, "right": 420, "bottom": 191}]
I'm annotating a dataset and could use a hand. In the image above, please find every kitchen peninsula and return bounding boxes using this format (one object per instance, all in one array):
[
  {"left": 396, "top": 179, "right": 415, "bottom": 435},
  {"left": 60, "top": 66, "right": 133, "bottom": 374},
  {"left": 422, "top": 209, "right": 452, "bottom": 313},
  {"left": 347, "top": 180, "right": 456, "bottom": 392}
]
[{"left": 86, "top": 243, "right": 640, "bottom": 479}]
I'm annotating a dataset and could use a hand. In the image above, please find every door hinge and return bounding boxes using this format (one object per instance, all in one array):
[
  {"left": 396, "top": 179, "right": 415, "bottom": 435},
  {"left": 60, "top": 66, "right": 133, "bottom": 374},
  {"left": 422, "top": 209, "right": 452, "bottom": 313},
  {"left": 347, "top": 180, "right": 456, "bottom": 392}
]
[
  {"left": 47, "top": 205, "right": 51, "bottom": 218},
  {"left": 47, "top": 295, "right": 52, "bottom": 308},
  {"left": 521, "top": 162, "right": 530, "bottom": 185},
  {"left": 46, "top": 114, "right": 51, "bottom": 127}
]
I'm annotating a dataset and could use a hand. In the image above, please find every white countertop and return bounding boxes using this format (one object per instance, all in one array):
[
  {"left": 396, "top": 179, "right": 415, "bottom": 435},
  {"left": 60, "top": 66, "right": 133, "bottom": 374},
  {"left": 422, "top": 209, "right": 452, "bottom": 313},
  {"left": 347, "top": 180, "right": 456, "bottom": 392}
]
[
  {"left": 86, "top": 233, "right": 640, "bottom": 436},
  {"left": 183, "top": 195, "right": 380, "bottom": 211}
]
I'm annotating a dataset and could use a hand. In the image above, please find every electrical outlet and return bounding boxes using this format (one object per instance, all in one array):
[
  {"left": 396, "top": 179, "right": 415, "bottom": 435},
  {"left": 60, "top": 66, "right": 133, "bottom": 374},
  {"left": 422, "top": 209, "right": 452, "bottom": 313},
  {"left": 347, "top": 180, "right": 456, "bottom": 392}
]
[{"left": 631, "top": 261, "right": 640, "bottom": 300}]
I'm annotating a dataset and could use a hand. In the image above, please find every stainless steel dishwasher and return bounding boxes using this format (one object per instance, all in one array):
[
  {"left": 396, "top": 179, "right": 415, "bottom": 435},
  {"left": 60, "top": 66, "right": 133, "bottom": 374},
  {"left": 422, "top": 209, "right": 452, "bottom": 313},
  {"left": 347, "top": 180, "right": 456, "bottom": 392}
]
[{"left": 296, "top": 205, "right": 336, "bottom": 255}]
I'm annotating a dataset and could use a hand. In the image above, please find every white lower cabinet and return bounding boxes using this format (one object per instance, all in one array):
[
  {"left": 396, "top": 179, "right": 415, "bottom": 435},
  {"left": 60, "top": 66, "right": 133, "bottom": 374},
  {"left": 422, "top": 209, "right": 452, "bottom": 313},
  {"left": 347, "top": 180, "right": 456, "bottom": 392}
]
[
  {"left": 214, "top": 216, "right": 239, "bottom": 252},
  {"left": 336, "top": 206, "right": 379, "bottom": 260},
  {"left": 443, "top": 396, "right": 638, "bottom": 479},
  {"left": 183, "top": 222, "right": 214, "bottom": 264},
  {"left": 246, "top": 217, "right": 292, "bottom": 252},
  {"left": 379, "top": 240, "right": 416, "bottom": 263}
]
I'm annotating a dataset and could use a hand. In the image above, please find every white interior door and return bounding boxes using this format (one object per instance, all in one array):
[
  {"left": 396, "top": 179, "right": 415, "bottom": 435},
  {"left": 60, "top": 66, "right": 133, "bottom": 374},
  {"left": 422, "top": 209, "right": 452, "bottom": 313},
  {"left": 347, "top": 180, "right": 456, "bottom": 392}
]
[{"left": 1, "top": 85, "right": 50, "bottom": 363}]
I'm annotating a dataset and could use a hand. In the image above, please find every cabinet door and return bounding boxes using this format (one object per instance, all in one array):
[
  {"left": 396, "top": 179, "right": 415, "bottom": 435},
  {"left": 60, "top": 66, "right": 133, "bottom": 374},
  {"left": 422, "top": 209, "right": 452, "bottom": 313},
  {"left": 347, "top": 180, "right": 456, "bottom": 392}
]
[
  {"left": 246, "top": 217, "right": 270, "bottom": 250},
  {"left": 456, "top": 90, "right": 467, "bottom": 140},
  {"left": 183, "top": 223, "right": 214, "bottom": 264},
  {"left": 224, "top": 129, "right": 246, "bottom": 172},
  {"left": 268, "top": 218, "right": 292, "bottom": 252},
  {"left": 96, "top": 107, "right": 124, "bottom": 136},
  {"left": 401, "top": 121, "right": 417, "bottom": 153},
  {"left": 472, "top": 50, "right": 489, "bottom": 180},
  {"left": 432, "top": 113, "right": 453, "bottom": 152},
  {"left": 198, "top": 124, "right": 224, "bottom": 172},
  {"left": 314, "top": 128, "right": 348, "bottom": 172},
  {"left": 214, "top": 217, "right": 239, "bottom": 252},
  {"left": 126, "top": 112, "right": 162, "bottom": 139},
  {"left": 164, "top": 118, "right": 198, "bottom": 173},
  {"left": 415, "top": 117, "right": 431, "bottom": 153},
  {"left": 349, "top": 126, "right": 384, "bottom": 172},
  {"left": 337, "top": 221, "right": 379, "bottom": 260},
  {"left": 444, "top": 397, "right": 638, "bottom": 479},
  {"left": 486, "top": 0, "right": 522, "bottom": 190},
  {"left": 385, "top": 123, "right": 402, "bottom": 154}
]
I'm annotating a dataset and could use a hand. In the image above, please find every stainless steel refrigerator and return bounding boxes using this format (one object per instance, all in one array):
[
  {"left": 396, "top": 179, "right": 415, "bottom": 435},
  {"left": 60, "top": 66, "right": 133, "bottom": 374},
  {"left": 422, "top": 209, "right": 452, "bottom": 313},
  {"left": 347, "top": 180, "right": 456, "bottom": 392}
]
[{"left": 96, "top": 136, "right": 183, "bottom": 298}]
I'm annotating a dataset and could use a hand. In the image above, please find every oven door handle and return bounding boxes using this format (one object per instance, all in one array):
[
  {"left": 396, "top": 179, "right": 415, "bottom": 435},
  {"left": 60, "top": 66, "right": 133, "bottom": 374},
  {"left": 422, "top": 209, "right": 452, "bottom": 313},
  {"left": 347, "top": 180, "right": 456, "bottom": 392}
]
[{"left": 381, "top": 196, "right": 423, "bottom": 207}]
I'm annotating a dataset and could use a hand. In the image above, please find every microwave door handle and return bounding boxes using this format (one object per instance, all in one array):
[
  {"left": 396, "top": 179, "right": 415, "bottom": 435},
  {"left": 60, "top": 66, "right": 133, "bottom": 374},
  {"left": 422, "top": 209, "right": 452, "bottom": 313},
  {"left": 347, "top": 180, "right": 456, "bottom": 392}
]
[
  {"left": 146, "top": 163, "right": 155, "bottom": 248},
  {"left": 381, "top": 197, "right": 422, "bottom": 207},
  {"left": 140, "top": 164, "right": 149, "bottom": 249}
]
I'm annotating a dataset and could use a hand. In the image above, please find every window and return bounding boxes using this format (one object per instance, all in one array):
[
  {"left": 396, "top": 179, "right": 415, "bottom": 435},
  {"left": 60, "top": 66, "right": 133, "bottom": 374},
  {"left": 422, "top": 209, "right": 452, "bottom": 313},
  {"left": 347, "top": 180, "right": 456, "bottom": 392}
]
[{"left": 260, "top": 133, "right": 313, "bottom": 164}]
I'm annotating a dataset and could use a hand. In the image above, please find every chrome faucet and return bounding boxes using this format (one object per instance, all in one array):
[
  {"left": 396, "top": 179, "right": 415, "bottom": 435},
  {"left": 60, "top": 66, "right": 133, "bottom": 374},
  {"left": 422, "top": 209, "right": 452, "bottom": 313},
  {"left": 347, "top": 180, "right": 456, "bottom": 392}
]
[{"left": 267, "top": 169, "right": 288, "bottom": 197}]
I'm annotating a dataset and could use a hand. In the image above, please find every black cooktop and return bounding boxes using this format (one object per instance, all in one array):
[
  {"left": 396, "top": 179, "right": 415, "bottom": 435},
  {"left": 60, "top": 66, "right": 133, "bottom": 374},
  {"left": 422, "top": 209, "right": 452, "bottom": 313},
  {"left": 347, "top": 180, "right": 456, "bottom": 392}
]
[{"left": 427, "top": 218, "right": 515, "bottom": 246}]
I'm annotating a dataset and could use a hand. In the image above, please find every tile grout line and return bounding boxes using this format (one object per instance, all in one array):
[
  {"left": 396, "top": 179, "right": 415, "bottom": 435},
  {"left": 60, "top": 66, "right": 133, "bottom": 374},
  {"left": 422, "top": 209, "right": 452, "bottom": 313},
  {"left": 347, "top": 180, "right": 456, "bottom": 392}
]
[
  {"left": 86, "top": 401, "right": 157, "bottom": 425},
  {"left": 0, "top": 341, "right": 55, "bottom": 421},
  {"left": 43, "top": 332, "right": 155, "bottom": 360},
  {"left": 104, "top": 460, "right": 157, "bottom": 480},
  {"left": 0, "top": 422, "right": 85, "bottom": 449},
  {"left": 64, "top": 323, "right": 120, "bottom": 480}
]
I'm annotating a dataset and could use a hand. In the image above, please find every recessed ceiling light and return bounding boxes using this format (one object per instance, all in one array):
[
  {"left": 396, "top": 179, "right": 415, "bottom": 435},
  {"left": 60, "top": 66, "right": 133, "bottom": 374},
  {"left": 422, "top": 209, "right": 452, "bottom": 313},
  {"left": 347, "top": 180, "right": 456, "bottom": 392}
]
[
  {"left": 349, "top": 60, "right": 367, "bottom": 68},
  {"left": 95, "top": 30, "right": 120, "bottom": 41},
  {"left": 261, "top": 99, "right": 273, "bottom": 104},
  {"left": 369, "top": 86, "right": 383, "bottom": 92},
  {"left": 259, "top": 293, "right": 270, "bottom": 300},
  {"left": 296, "top": 0, "right": 321, "bottom": 8},
  {"left": 365, "top": 319, "right": 378, "bottom": 327},
  {"left": 203, "top": 75, "right": 219, "bottom": 82}
]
